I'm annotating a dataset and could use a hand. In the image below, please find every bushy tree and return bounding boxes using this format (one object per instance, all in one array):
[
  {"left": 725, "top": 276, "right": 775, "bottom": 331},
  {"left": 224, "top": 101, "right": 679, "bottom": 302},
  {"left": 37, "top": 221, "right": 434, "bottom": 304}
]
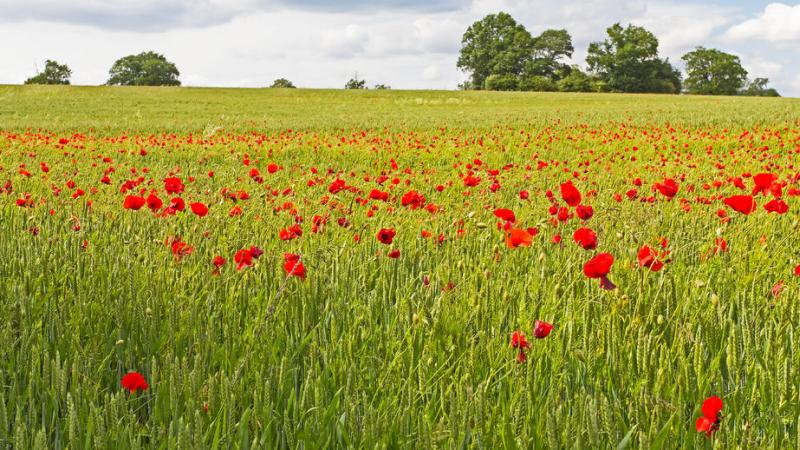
[
  {"left": 483, "top": 74, "right": 518, "bottom": 91},
  {"left": 457, "top": 12, "right": 535, "bottom": 90},
  {"left": 740, "top": 78, "right": 780, "bottom": 97},
  {"left": 270, "top": 78, "right": 295, "bottom": 88},
  {"left": 587, "top": 23, "right": 680, "bottom": 93},
  {"left": 345, "top": 76, "right": 367, "bottom": 90},
  {"left": 682, "top": 47, "right": 747, "bottom": 95},
  {"left": 107, "top": 51, "right": 180, "bottom": 86},
  {"left": 374, "top": 84, "right": 391, "bottom": 90},
  {"left": 557, "top": 67, "right": 596, "bottom": 92},
  {"left": 25, "top": 60, "right": 71, "bottom": 85},
  {"left": 524, "top": 29, "right": 574, "bottom": 81},
  {"left": 519, "top": 76, "right": 557, "bottom": 92}
]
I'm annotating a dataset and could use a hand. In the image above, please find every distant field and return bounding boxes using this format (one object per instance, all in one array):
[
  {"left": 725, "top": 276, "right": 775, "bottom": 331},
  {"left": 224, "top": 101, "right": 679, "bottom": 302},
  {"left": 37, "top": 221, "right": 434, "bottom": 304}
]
[{"left": 1, "top": 86, "right": 799, "bottom": 448}]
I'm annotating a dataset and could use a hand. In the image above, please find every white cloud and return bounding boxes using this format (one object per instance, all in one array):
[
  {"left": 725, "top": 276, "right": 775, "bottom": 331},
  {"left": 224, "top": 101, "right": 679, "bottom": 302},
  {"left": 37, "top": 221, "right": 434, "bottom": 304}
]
[{"left": 724, "top": 3, "right": 800, "bottom": 43}]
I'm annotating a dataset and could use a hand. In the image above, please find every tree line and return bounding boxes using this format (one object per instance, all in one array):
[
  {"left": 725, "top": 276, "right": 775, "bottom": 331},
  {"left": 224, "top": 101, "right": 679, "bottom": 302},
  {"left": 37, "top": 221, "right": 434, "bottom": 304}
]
[
  {"left": 457, "top": 12, "right": 779, "bottom": 96},
  {"left": 24, "top": 13, "right": 780, "bottom": 97}
]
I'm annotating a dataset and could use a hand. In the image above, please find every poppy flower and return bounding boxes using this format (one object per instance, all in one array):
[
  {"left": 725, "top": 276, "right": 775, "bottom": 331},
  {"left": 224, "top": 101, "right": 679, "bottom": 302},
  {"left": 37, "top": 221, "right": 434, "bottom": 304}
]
[
  {"left": 171, "top": 240, "right": 193, "bottom": 258},
  {"left": 533, "top": 320, "right": 553, "bottom": 339},
  {"left": 190, "top": 202, "right": 209, "bottom": 217},
  {"left": 505, "top": 228, "right": 533, "bottom": 248},
  {"left": 123, "top": 195, "right": 146, "bottom": 210},
  {"left": 560, "top": 180, "right": 582, "bottom": 207},
  {"left": 213, "top": 256, "right": 226, "bottom": 268},
  {"left": 637, "top": 245, "right": 665, "bottom": 272},
  {"left": 234, "top": 249, "right": 253, "bottom": 270},
  {"left": 164, "top": 177, "right": 184, "bottom": 194},
  {"left": 120, "top": 371, "right": 149, "bottom": 393},
  {"left": 283, "top": 253, "right": 306, "bottom": 279},
  {"left": 573, "top": 228, "right": 598, "bottom": 250},
  {"left": 752, "top": 173, "right": 776, "bottom": 196},
  {"left": 377, "top": 228, "right": 396, "bottom": 245},
  {"left": 387, "top": 249, "right": 401, "bottom": 258},
  {"left": 763, "top": 199, "right": 788, "bottom": 214},
  {"left": 583, "top": 253, "right": 616, "bottom": 290},
  {"left": 146, "top": 193, "right": 163, "bottom": 212},
  {"left": 493, "top": 208, "right": 516, "bottom": 223},
  {"left": 510, "top": 330, "right": 530, "bottom": 363},
  {"left": 328, "top": 179, "right": 346, "bottom": 194},
  {"left": 695, "top": 396, "right": 723, "bottom": 437},
  {"left": 724, "top": 195, "right": 756, "bottom": 215},
  {"left": 654, "top": 178, "right": 679, "bottom": 199},
  {"left": 794, "top": 265, "right": 800, "bottom": 277},
  {"left": 576, "top": 205, "right": 594, "bottom": 220}
]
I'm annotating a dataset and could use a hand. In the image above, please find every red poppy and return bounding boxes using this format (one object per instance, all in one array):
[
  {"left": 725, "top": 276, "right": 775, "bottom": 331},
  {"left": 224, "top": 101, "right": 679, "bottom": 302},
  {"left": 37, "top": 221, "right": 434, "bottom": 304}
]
[
  {"left": 637, "top": 245, "right": 665, "bottom": 272},
  {"left": 763, "top": 199, "right": 788, "bottom": 214},
  {"left": 695, "top": 396, "right": 722, "bottom": 437},
  {"left": 164, "top": 177, "right": 184, "bottom": 194},
  {"left": 377, "top": 228, "right": 396, "bottom": 245},
  {"left": 234, "top": 249, "right": 253, "bottom": 270},
  {"left": 752, "top": 173, "right": 776, "bottom": 196},
  {"left": 654, "top": 178, "right": 679, "bottom": 199},
  {"left": 794, "top": 264, "right": 800, "bottom": 277},
  {"left": 533, "top": 320, "right": 553, "bottom": 339},
  {"left": 724, "top": 195, "right": 756, "bottom": 215},
  {"left": 146, "top": 193, "right": 163, "bottom": 212},
  {"left": 560, "top": 180, "right": 581, "bottom": 207},
  {"left": 120, "top": 371, "right": 149, "bottom": 393},
  {"left": 123, "top": 195, "right": 146, "bottom": 210},
  {"left": 493, "top": 208, "right": 516, "bottom": 223},
  {"left": 510, "top": 330, "right": 530, "bottom": 363},
  {"left": 573, "top": 228, "right": 598, "bottom": 250},
  {"left": 329, "top": 179, "right": 346, "bottom": 194},
  {"left": 190, "top": 202, "right": 209, "bottom": 217},
  {"left": 576, "top": 204, "right": 594, "bottom": 220},
  {"left": 387, "top": 249, "right": 401, "bottom": 258},
  {"left": 505, "top": 228, "right": 533, "bottom": 248},
  {"left": 171, "top": 240, "right": 193, "bottom": 258},
  {"left": 283, "top": 253, "right": 306, "bottom": 279},
  {"left": 583, "top": 253, "right": 616, "bottom": 290}
]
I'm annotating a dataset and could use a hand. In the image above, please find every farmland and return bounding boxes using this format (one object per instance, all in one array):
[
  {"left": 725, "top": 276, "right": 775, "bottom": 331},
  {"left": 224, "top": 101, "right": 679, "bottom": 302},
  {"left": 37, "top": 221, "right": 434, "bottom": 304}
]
[{"left": 1, "top": 85, "right": 799, "bottom": 448}]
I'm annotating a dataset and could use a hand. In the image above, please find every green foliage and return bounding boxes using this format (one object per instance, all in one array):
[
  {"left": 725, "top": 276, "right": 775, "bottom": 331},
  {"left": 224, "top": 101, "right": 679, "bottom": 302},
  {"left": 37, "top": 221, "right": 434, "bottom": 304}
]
[
  {"left": 107, "top": 51, "right": 181, "bottom": 86},
  {"left": 24, "top": 60, "right": 71, "bottom": 85},
  {"left": 519, "top": 76, "right": 557, "bottom": 92},
  {"left": 269, "top": 78, "right": 296, "bottom": 88},
  {"left": 587, "top": 23, "right": 681, "bottom": 93},
  {"left": 374, "top": 84, "right": 391, "bottom": 90},
  {"left": 682, "top": 47, "right": 748, "bottom": 95},
  {"left": 524, "top": 29, "right": 574, "bottom": 81},
  {"left": 557, "top": 67, "right": 596, "bottom": 92},
  {"left": 345, "top": 76, "right": 367, "bottom": 90},
  {"left": 457, "top": 12, "right": 535, "bottom": 90},
  {"left": 740, "top": 78, "right": 780, "bottom": 97},
  {"left": 483, "top": 74, "right": 518, "bottom": 91}
]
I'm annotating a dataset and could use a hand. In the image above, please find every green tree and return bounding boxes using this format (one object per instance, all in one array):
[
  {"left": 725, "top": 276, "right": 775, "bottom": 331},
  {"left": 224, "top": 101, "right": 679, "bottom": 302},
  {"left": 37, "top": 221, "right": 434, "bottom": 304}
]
[
  {"left": 107, "top": 51, "right": 180, "bottom": 86},
  {"left": 557, "top": 66, "right": 595, "bottom": 92},
  {"left": 682, "top": 47, "right": 748, "bottom": 95},
  {"left": 586, "top": 23, "right": 680, "bottom": 93},
  {"left": 270, "top": 78, "right": 295, "bottom": 88},
  {"left": 740, "top": 78, "right": 780, "bottom": 97},
  {"left": 345, "top": 76, "right": 367, "bottom": 90},
  {"left": 484, "top": 74, "right": 518, "bottom": 91},
  {"left": 457, "top": 12, "right": 535, "bottom": 90},
  {"left": 523, "top": 29, "right": 574, "bottom": 81},
  {"left": 519, "top": 76, "right": 557, "bottom": 92},
  {"left": 374, "top": 84, "right": 391, "bottom": 90},
  {"left": 24, "top": 60, "right": 71, "bottom": 85}
]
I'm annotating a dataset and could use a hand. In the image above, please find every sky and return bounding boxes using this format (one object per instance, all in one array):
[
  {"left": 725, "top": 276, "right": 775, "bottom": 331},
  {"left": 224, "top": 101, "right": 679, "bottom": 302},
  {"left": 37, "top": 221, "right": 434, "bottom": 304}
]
[{"left": 0, "top": 0, "right": 798, "bottom": 96}]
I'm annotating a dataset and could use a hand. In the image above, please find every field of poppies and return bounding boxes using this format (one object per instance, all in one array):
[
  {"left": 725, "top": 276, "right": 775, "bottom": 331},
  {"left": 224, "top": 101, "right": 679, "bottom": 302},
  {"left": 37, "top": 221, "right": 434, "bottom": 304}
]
[{"left": 1, "top": 85, "right": 799, "bottom": 448}]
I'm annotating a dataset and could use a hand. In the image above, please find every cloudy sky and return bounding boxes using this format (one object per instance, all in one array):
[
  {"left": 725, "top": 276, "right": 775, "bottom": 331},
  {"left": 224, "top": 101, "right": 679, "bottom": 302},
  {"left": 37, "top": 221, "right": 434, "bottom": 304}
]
[{"left": 1, "top": 0, "right": 798, "bottom": 96}]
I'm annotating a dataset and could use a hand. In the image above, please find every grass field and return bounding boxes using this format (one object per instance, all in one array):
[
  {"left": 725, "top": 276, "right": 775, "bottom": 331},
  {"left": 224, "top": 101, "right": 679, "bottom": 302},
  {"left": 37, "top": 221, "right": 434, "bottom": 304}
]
[{"left": 1, "top": 85, "right": 799, "bottom": 448}]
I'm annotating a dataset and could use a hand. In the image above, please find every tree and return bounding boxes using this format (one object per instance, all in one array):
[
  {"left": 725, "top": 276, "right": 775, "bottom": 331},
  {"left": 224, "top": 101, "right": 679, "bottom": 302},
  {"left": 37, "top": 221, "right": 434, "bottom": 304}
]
[
  {"left": 107, "top": 51, "right": 180, "bottom": 86},
  {"left": 457, "top": 12, "right": 535, "bottom": 90},
  {"left": 519, "top": 76, "right": 557, "bottom": 92},
  {"left": 586, "top": 23, "right": 680, "bottom": 93},
  {"left": 484, "top": 74, "right": 518, "bottom": 91},
  {"left": 345, "top": 76, "right": 367, "bottom": 90},
  {"left": 270, "top": 78, "right": 295, "bottom": 88},
  {"left": 682, "top": 47, "right": 748, "bottom": 95},
  {"left": 523, "top": 29, "right": 574, "bottom": 81},
  {"left": 25, "top": 60, "right": 71, "bottom": 85},
  {"left": 374, "top": 84, "right": 391, "bottom": 90},
  {"left": 557, "top": 67, "right": 596, "bottom": 92},
  {"left": 740, "top": 78, "right": 780, "bottom": 97}
]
